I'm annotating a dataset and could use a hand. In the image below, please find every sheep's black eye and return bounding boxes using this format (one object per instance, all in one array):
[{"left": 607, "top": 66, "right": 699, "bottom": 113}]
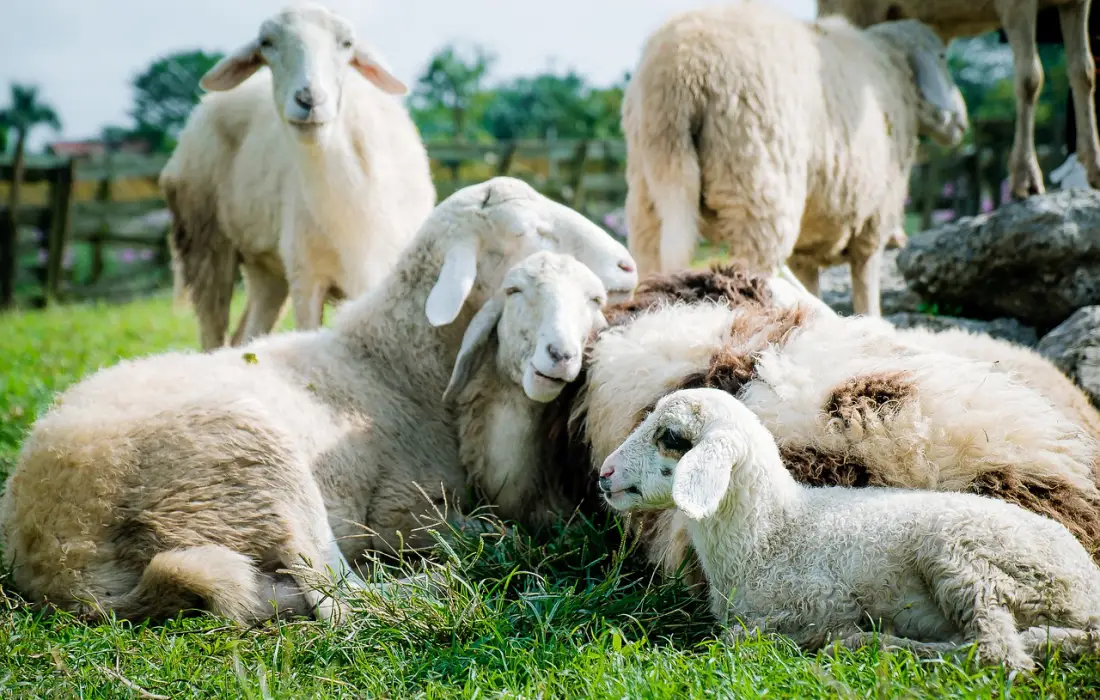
[
  {"left": 342, "top": 39, "right": 354, "bottom": 49},
  {"left": 504, "top": 286, "right": 521, "bottom": 296},
  {"left": 655, "top": 426, "right": 692, "bottom": 454},
  {"left": 259, "top": 37, "right": 274, "bottom": 49},
  {"left": 590, "top": 296, "right": 605, "bottom": 307},
  {"left": 660, "top": 466, "right": 673, "bottom": 477}
]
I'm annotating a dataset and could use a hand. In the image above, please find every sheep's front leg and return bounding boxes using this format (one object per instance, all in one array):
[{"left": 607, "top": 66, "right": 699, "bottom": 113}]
[
  {"left": 849, "top": 247, "right": 883, "bottom": 317},
  {"left": 1060, "top": 0, "right": 1100, "bottom": 190},
  {"left": 1002, "top": 6, "right": 1046, "bottom": 199},
  {"left": 289, "top": 277, "right": 328, "bottom": 331},
  {"left": 234, "top": 264, "right": 289, "bottom": 346}
]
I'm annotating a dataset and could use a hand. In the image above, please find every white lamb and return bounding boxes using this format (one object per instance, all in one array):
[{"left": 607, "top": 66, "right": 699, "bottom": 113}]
[
  {"left": 161, "top": 3, "right": 436, "bottom": 350},
  {"left": 0, "top": 177, "right": 638, "bottom": 625},
  {"left": 600, "top": 387, "right": 1100, "bottom": 671},
  {"left": 621, "top": 0, "right": 968, "bottom": 315},
  {"left": 443, "top": 251, "right": 611, "bottom": 530}
]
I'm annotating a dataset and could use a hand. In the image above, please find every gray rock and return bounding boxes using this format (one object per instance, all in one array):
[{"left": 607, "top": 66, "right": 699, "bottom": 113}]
[
  {"left": 886, "top": 313, "right": 1039, "bottom": 347},
  {"left": 1037, "top": 306, "right": 1100, "bottom": 405},
  {"left": 819, "top": 249, "right": 923, "bottom": 316},
  {"left": 896, "top": 189, "right": 1100, "bottom": 331}
]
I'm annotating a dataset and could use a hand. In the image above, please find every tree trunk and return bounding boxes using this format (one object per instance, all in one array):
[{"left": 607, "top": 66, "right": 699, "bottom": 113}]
[{"left": 0, "top": 128, "right": 26, "bottom": 309}]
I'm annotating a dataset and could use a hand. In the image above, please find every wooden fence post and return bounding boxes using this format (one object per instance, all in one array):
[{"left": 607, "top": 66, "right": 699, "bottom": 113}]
[
  {"left": 90, "top": 149, "right": 115, "bottom": 285},
  {"left": 45, "top": 159, "right": 75, "bottom": 305},
  {"left": 496, "top": 141, "right": 516, "bottom": 176},
  {"left": 568, "top": 140, "right": 590, "bottom": 210}
]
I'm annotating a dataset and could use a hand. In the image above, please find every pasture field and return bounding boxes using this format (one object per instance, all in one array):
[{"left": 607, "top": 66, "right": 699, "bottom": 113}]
[{"left": 1, "top": 293, "right": 1098, "bottom": 698}]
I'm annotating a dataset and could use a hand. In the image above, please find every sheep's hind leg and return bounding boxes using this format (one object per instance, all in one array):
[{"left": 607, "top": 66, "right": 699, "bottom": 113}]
[
  {"left": 1019, "top": 625, "right": 1100, "bottom": 663},
  {"left": 829, "top": 631, "right": 960, "bottom": 659}
]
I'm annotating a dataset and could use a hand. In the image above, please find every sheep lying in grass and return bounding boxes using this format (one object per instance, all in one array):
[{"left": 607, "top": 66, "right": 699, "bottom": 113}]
[
  {"left": 622, "top": 0, "right": 968, "bottom": 315},
  {"left": 817, "top": 0, "right": 1100, "bottom": 199},
  {"left": 541, "top": 261, "right": 1100, "bottom": 591},
  {"left": 600, "top": 387, "right": 1100, "bottom": 671},
  {"left": 443, "top": 251, "right": 611, "bottom": 530},
  {"left": 162, "top": 3, "right": 435, "bottom": 350},
  {"left": 0, "top": 177, "right": 638, "bottom": 625}
]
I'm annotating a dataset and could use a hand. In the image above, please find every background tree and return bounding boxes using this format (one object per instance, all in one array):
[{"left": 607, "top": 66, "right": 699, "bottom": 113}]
[
  {"left": 129, "top": 49, "right": 223, "bottom": 152},
  {"left": 410, "top": 44, "right": 496, "bottom": 141},
  {"left": 0, "top": 83, "right": 62, "bottom": 309},
  {"left": 483, "top": 71, "right": 627, "bottom": 140}
]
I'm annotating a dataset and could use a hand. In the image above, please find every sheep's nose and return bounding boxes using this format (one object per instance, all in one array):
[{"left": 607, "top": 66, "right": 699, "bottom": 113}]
[
  {"left": 294, "top": 86, "right": 327, "bottom": 110},
  {"left": 618, "top": 260, "right": 635, "bottom": 273},
  {"left": 546, "top": 344, "right": 575, "bottom": 364},
  {"left": 598, "top": 476, "right": 612, "bottom": 493}
]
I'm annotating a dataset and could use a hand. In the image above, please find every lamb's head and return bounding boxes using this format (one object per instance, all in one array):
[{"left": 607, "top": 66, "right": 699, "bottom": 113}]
[
  {"left": 599, "top": 388, "right": 766, "bottom": 520},
  {"left": 199, "top": 3, "right": 405, "bottom": 142},
  {"left": 423, "top": 177, "right": 638, "bottom": 329},
  {"left": 868, "top": 19, "right": 968, "bottom": 147},
  {"left": 443, "top": 251, "right": 609, "bottom": 404}
]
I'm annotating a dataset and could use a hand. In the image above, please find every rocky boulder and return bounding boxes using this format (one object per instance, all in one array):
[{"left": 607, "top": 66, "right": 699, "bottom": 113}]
[
  {"left": 896, "top": 189, "right": 1100, "bottom": 332},
  {"left": 1037, "top": 306, "right": 1100, "bottom": 406}
]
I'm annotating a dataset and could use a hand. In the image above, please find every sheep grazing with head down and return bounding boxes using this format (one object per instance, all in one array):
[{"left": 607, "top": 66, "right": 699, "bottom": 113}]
[
  {"left": 162, "top": 3, "right": 436, "bottom": 350},
  {"left": 0, "top": 177, "right": 638, "bottom": 626},
  {"left": 622, "top": 0, "right": 968, "bottom": 315},
  {"left": 443, "top": 251, "right": 611, "bottom": 530},
  {"left": 817, "top": 0, "right": 1100, "bottom": 199},
  {"left": 600, "top": 387, "right": 1100, "bottom": 671}
]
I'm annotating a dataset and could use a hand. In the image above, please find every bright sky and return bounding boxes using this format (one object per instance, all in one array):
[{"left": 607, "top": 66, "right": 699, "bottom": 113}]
[{"left": 1, "top": 0, "right": 817, "bottom": 148}]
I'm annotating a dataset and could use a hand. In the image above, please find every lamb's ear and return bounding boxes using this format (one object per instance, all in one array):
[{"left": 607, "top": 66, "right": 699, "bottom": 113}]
[
  {"left": 442, "top": 295, "right": 505, "bottom": 403},
  {"left": 201, "top": 39, "right": 265, "bottom": 91},
  {"left": 671, "top": 435, "right": 738, "bottom": 520},
  {"left": 908, "top": 43, "right": 963, "bottom": 118},
  {"left": 351, "top": 45, "right": 408, "bottom": 95},
  {"left": 426, "top": 239, "right": 479, "bottom": 327}
]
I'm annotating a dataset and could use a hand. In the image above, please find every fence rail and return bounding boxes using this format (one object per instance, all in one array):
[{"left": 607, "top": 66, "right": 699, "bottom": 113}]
[{"left": 0, "top": 122, "right": 1060, "bottom": 310}]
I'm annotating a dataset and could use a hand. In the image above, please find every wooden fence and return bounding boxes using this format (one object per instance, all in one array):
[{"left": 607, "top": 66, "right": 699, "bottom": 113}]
[{"left": 0, "top": 120, "right": 1062, "bottom": 310}]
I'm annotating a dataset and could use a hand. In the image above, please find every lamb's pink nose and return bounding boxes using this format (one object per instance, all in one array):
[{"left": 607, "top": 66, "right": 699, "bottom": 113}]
[{"left": 599, "top": 461, "right": 615, "bottom": 478}]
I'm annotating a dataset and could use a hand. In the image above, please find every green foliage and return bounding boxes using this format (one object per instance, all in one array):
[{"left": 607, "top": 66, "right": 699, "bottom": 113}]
[
  {"left": 410, "top": 43, "right": 497, "bottom": 141},
  {"left": 1, "top": 294, "right": 1099, "bottom": 697},
  {"left": 0, "top": 84, "right": 62, "bottom": 136},
  {"left": 128, "top": 49, "right": 224, "bottom": 152},
  {"left": 409, "top": 44, "right": 628, "bottom": 143}
]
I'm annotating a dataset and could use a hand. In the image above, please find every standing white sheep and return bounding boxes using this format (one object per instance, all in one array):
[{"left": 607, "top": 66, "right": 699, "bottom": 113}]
[
  {"left": 443, "top": 251, "right": 611, "bottom": 530},
  {"left": 0, "top": 178, "right": 639, "bottom": 625},
  {"left": 161, "top": 3, "right": 436, "bottom": 350},
  {"left": 622, "top": 0, "right": 968, "bottom": 315},
  {"left": 817, "top": 0, "right": 1100, "bottom": 199},
  {"left": 600, "top": 387, "right": 1100, "bottom": 671}
]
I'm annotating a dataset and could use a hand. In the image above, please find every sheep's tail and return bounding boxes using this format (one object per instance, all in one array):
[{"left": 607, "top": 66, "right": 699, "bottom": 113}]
[
  {"left": 162, "top": 177, "right": 239, "bottom": 351},
  {"left": 634, "top": 71, "right": 704, "bottom": 273},
  {"left": 102, "top": 545, "right": 265, "bottom": 623}
]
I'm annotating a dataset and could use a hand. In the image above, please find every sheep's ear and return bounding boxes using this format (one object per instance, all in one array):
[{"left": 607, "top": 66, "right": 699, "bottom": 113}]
[
  {"left": 201, "top": 39, "right": 265, "bottom": 91},
  {"left": 351, "top": 46, "right": 408, "bottom": 95},
  {"left": 442, "top": 295, "right": 505, "bottom": 403},
  {"left": 426, "top": 239, "right": 479, "bottom": 327},
  {"left": 908, "top": 44, "right": 963, "bottom": 118},
  {"left": 671, "top": 435, "right": 737, "bottom": 520}
]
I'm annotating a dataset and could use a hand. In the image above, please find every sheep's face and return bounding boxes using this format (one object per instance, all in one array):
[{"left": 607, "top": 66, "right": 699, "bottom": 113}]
[
  {"left": 199, "top": 4, "right": 407, "bottom": 144},
  {"left": 497, "top": 253, "right": 609, "bottom": 403},
  {"left": 600, "top": 388, "right": 752, "bottom": 521},
  {"left": 426, "top": 178, "right": 638, "bottom": 329},
  {"left": 599, "top": 393, "right": 708, "bottom": 512},
  {"left": 874, "top": 20, "right": 968, "bottom": 147}
]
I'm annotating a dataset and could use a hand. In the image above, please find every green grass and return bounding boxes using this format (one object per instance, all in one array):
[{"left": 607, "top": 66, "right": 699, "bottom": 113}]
[{"left": 1, "top": 293, "right": 1099, "bottom": 698}]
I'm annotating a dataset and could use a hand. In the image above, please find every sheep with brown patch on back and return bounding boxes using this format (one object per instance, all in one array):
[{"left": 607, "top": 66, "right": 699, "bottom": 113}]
[
  {"left": 0, "top": 178, "right": 639, "bottom": 626},
  {"left": 600, "top": 387, "right": 1100, "bottom": 672},
  {"left": 621, "top": 0, "right": 968, "bottom": 316},
  {"left": 541, "top": 261, "right": 1100, "bottom": 591}
]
